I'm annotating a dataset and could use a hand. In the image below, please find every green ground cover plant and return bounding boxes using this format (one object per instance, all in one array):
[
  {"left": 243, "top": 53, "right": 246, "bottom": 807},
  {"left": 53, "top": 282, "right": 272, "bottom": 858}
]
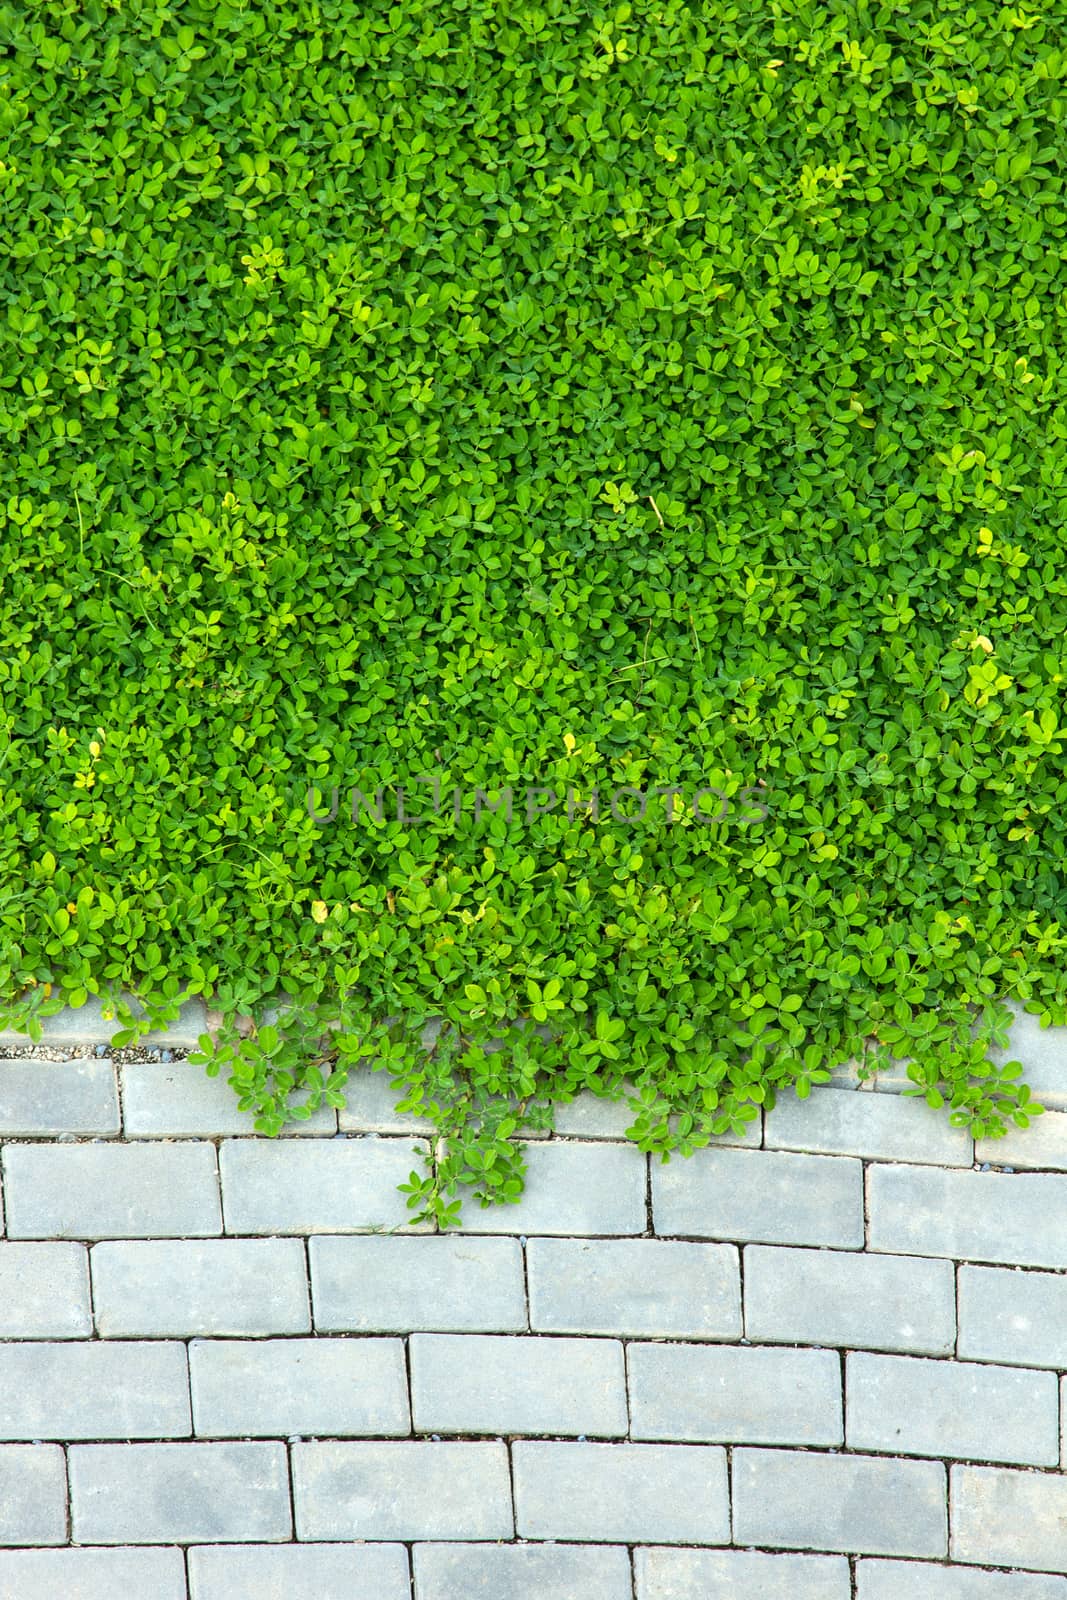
[{"left": 2, "top": 0, "right": 1065, "bottom": 1221}]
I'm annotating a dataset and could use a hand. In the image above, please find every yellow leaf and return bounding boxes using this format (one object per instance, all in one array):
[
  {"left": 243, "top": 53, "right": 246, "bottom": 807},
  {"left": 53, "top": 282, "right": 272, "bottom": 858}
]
[{"left": 311, "top": 900, "right": 328, "bottom": 923}]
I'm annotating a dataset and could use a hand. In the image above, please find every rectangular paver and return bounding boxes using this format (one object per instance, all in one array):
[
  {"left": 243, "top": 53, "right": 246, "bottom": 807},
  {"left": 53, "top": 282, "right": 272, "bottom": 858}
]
[
  {"left": 413, "top": 1542, "right": 633, "bottom": 1600},
  {"left": 733, "top": 1448, "right": 947, "bottom": 1556},
  {"left": 410, "top": 1332, "right": 628, "bottom": 1436},
  {"left": 743, "top": 1245, "right": 955, "bottom": 1353},
  {"left": 527, "top": 1238, "right": 740, "bottom": 1338},
  {"left": 652, "top": 1147, "right": 864, "bottom": 1247},
  {"left": 337, "top": 1067, "right": 435, "bottom": 1134},
  {"left": 218, "top": 1137, "right": 428, "bottom": 1233},
  {"left": 958, "top": 1265, "right": 1067, "bottom": 1369},
  {"left": 91, "top": 1238, "right": 311, "bottom": 1336},
  {"left": 976, "top": 1109, "right": 1067, "bottom": 1170},
  {"left": 0, "top": 1059, "right": 119, "bottom": 1136},
  {"left": 0, "top": 1548, "right": 188, "bottom": 1600},
  {"left": 70, "top": 1441, "right": 292, "bottom": 1544},
  {"left": 293, "top": 1441, "right": 512, "bottom": 1540},
  {"left": 310, "top": 1234, "right": 527, "bottom": 1332},
  {"left": 553, "top": 1092, "right": 760, "bottom": 1144},
  {"left": 188, "top": 1542, "right": 411, "bottom": 1599},
  {"left": 457, "top": 1141, "right": 647, "bottom": 1235},
  {"left": 951, "top": 1464, "right": 1067, "bottom": 1573},
  {"left": 0, "top": 1446, "right": 67, "bottom": 1546},
  {"left": 0, "top": 1341, "right": 190, "bottom": 1440},
  {"left": 2, "top": 1142, "right": 221, "bottom": 1238},
  {"left": 0, "top": 1242, "right": 92, "bottom": 1338},
  {"left": 513, "top": 1441, "right": 729, "bottom": 1544},
  {"left": 765, "top": 1086, "right": 973, "bottom": 1165},
  {"left": 857, "top": 1560, "right": 1067, "bottom": 1599},
  {"left": 846, "top": 1352, "right": 1059, "bottom": 1465},
  {"left": 190, "top": 1337, "right": 409, "bottom": 1437},
  {"left": 867, "top": 1164, "right": 1067, "bottom": 1267},
  {"left": 634, "top": 1548, "right": 852, "bottom": 1600},
  {"left": 121, "top": 1060, "right": 336, "bottom": 1136},
  {"left": 629, "top": 1342, "right": 842, "bottom": 1446}
]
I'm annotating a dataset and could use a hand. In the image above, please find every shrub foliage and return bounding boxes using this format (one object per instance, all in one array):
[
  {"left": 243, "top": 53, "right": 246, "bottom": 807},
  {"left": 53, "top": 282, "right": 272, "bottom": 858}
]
[{"left": 1, "top": 0, "right": 1064, "bottom": 1218}]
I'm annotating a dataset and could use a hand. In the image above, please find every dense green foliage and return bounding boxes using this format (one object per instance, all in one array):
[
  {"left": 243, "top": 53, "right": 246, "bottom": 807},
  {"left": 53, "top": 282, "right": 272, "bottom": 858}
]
[{"left": 2, "top": 0, "right": 1065, "bottom": 1219}]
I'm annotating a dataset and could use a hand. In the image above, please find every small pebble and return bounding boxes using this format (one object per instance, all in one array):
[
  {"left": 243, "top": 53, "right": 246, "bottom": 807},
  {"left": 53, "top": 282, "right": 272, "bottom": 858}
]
[
  {"left": 94, "top": 1044, "right": 108, "bottom": 1057},
  {"left": 979, "top": 1162, "right": 991, "bottom": 1171},
  {"left": 161, "top": 1049, "right": 173, "bottom": 1062}
]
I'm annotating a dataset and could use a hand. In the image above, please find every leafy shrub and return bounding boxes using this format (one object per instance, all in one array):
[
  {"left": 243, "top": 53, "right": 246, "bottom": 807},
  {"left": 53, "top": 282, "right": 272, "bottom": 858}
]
[{"left": 1, "top": 0, "right": 1063, "bottom": 1220}]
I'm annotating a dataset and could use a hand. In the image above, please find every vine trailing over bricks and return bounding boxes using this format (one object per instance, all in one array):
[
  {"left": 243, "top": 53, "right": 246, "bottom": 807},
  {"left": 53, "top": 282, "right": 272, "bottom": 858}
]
[{"left": 0, "top": 0, "right": 1064, "bottom": 1223}]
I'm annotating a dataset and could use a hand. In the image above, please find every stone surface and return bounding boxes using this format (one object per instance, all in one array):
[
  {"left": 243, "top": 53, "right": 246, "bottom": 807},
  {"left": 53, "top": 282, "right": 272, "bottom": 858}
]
[
  {"left": 513, "top": 1441, "right": 729, "bottom": 1544},
  {"left": 190, "top": 1337, "right": 409, "bottom": 1437},
  {"left": 857, "top": 1561, "right": 1067, "bottom": 1599},
  {"left": 0, "top": 1447, "right": 67, "bottom": 1546},
  {"left": 0, "top": 1548, "right": 188, "bottom": 1600},
  {"left": 0, "top": 994, "right": 207, "bottom": 1048},
  {"left": 976, "top": 1109, "right": 1067, "bottom": 1170},
  {"left": 456, "top": 1140, "right": 647, "bottom": 1235},
  {"left": 629, "top": 1341, "right": 842, "bottom": 1446},
  {"left": 0, "top": 1242, "right": 92, "bottom": 1338},
  {"left": 292, "top": 1441, "right": 513, "bottom": 1541},
  {"left": 652, "top": 1147, "right": 864, "bottom": 1247},
  {"left": 764, "top": 1086, "right": 972, "bottom": 1165},
  {"left": 218, "top": 1137, "right": 429, "bottom": 1233},
  {"left": 3, "top": 1142, "right": 222, "bottom": 1238},
  {"left": 951, "top": 1465, "right": 1067, "bottom": 1573},
  {"left": 845, "top": 1352, "right": 1059, "bottom": 1465},
  {"left": 410, "top": 1332, "right": 628, "bottom": 1436},
  {"left": 732, "top": 1449, "right": 947, "bottom": 1557},
  {"left": 867, "top": 1164, "right": 1067, "bottom": 1267},
  {"left": 634, "top": 1548, "right": 852, "bottom": 1600},
  {"left": 965, "top": 1272, "right": 1047, "bottom": 1387},
  {"left": 0, "top": 1059, "right": 119, "bottom": 1136},
  {"left": 527, "top": 1237, "right": 740, "bottom": 1338},
  {"left": 69, "top": 1442, "right": 292, "bottom": 1544},
  {"left": 187, "top": 1543, "right": 411, "bottom": 1600},
  {"left": 121, "top": 1060, "right": 335, "bottom": 1136},
  {"left": 309, "top": 1234, "right": 527, "bottom": 1332},
  {"left": 413, "top": 1542, "right": 634, "bottom": 1600},
  {"left": 337, "top": 1067, "right": 435, "bottom": 1134},
  {"left": 0, "top": 1341, "right": 190, "bottom": 1439},
  {"left": 91, "top": 1238, "right": 311, "bottom": 1336},
  {"left": 988, "top": 1001, "right": 1067, "bottom": 1111},
  {"left": 743, "top": 1245, "right": 956, "bottom": 1354}
]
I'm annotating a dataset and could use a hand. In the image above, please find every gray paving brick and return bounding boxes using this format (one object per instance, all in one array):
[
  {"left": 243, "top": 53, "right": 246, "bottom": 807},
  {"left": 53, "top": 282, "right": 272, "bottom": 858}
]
[
  {"left": 413, "top": 1542, "right": 633, "bottom": 1600},
  {"left": 70, "top": 1441, "right": 291, "bottom": 1544},
  {"left": 293, "top": 1441, "right": 512, "bottom": 1540},
  {"left": 958, "top": 1265, "right": 1067, "bottom": 1369},
  {"left": 733, "top": 1448, "right": 947, "bottom": 1556},
  {"left": 337, "top": 1067, "right": 436, "bottom": 1134},
  {"left": 629, "top": 1341, "right": 842, "bottom": 1446},
  {"left": 634, "top": 1547, "right": 852, "bottom": 1600},
  {"left": 0, "top": 1058, "right": 119, "bottom": 1136},
  {"left": 976, "top": 1109, "right": 1067, "bottom": 1170},
  {"left": 858, "top": 1560, "right": 1067, "bottom": 1599},
  {"left": 218, "top": 1137, "right": 428, "bottom": 1233},
  {"left": 91, "top": 1239, "right": 310, "bottom": 1336},
  {"left": 0, "top": 1242, "right": 92, "bottom": 1338},
  {"left": 846, "top": 1352, "right": 1058, "bottom": 1465},
  {"left": 988, "top": 1000, "right": 1067, "bottom": 1111},
  {"left": 188, "top": 1542, "right": 411, "bottom": 1600},
  {"left": 743, "top": 1245, "right": 955, "bottom": 1354},
  {"left": 552, "top": 1090, "right": 761, "bottom": 1145},
  {"left": 0, "top": 993, "right": 208, "bottom": 1048},
  {"left": 765, "top": 1086, "right": 972, "bottom": 1165},
  {"left": 457, "top": 1141, "right": 647, "bottom": 1235},
  {"left": 513, "top": 1441, "right": 729, "bottom": 1543},
  {"left": 121, "top": 1060, "right": 335, "bottom": 1136},
  {"left": 0, "top": 1446, "right": 67, "bottom": 1546},
  {"left": 527, "top": 1238, "right": 740, "bottom": 1338},
  {"left": 0, "top": 1341, "right": 190, "bottom": 1439},
  {"left": 310, "top": 1235, "right": 526, "bottom": 1332},
  {"left": 410, "top": 1332, "right": 628, "bottom": 1436},
  {"left": 951, "top": 1464, "right": 1067, "bottom": 1572},
  {"left": 652, "top": 1147, "right": 863, "bottom": 1247},
  {"left": 867, "top": 1164, "right": 1067, "bottom": 1267},
  {"left": 191, "top": 1337, "right": 409, "bottom": 1437},
  {"left": 0, "top": 1548, "right": 188, "bottom": 1600},
  {"left": 2, "top": 1142, "right": 221, "bottom": 1238}
]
